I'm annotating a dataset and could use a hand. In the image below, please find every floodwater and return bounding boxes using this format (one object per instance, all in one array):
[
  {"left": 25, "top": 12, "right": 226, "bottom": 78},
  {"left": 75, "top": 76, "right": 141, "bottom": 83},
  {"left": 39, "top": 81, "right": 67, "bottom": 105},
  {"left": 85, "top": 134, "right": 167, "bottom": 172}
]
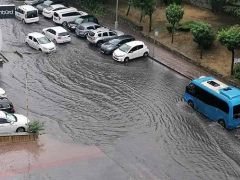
[{"left": 1, "top": 0, "right": 240, "bottom": 179}]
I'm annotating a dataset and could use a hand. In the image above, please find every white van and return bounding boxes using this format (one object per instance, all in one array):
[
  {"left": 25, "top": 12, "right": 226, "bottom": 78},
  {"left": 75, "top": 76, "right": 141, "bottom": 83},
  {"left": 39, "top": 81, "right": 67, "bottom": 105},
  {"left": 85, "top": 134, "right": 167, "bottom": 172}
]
[
  {"left": 15, "top": 5, "right": 39, "bottom": 24},
  {"left": 53, "top": 8, "right": 87, "bottom": 26}
]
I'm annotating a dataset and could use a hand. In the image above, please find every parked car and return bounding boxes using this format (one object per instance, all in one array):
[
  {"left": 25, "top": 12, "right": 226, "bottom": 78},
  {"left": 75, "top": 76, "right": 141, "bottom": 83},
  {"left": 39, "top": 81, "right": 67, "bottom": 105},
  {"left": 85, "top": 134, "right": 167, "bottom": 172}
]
[
  {"left": 36, "top": 0, "right": 53, "bottom": 14},
  {"left": 15, "top": 5, "right": 39, "bottom": 24},
  {"left": 0, "top": 98, "right": 14, "bottom": 113},
  {"left": 24, "top": 0, "right": 45, "bottom": 6},
  {"left": 53, "top": 8, "right": 87, "bottom": 26},
  {"left": 113, "top": 41, "right": 149, "bottom": 63},
  {"left": 100, "top": 35, "right": 135, "bottom": 55},
  {"left": 26, "top": 32, "right": 56, "bottom": 53},
  {"left": 42, "top": 26, "right": 71, "bottom": 44},
  {"left": 0, "top": 88, "right": 6, "bottom": 97},
  {"left": 0, "top": 111, "right": 29, "bottom": 133},
  {"left": 75, "top": 22, "right": 101, "bottom": 38},
  {"left": 67, "top": 15, "right": 98, "bottom": 32},
  {"left": 42, "top": 4, "right": 66, "bottom": 19},
  {"left": 87, "top": 27, "right": 124, "bottom": 46}
]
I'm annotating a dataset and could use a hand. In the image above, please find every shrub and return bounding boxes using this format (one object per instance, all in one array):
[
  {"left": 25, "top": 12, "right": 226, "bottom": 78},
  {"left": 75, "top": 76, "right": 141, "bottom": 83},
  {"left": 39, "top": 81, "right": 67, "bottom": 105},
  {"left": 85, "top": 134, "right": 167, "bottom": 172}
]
[
  {"left": 191, "top": 22, "right": 215, "bottom": 59},
  {"left": 178, "top": 21, "right": 199, "bottom": 32},
  {"left": 27, "top": 121, "right": 44, "bottom": 134},
  {"left": 234, "top": 63, "right": 240, "bottom": 79}
]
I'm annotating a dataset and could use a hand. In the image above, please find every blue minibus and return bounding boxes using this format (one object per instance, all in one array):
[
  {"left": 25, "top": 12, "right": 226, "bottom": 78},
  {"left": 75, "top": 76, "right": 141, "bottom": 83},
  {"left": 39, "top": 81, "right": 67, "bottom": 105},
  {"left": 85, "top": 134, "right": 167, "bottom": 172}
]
[{"left": 183, "top": 76, "right": 240, "bottom": 129}]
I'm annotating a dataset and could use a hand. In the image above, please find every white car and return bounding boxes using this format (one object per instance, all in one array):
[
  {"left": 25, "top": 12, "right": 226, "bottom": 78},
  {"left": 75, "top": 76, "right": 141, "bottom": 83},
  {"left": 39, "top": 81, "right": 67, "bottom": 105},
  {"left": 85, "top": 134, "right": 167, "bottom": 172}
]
[
  {"left": 0, "top": 88, "right": 6, "bottom": 97},
  {"left": 53, "top": 8, "right": 87, "bottom": 26},
  {"left": 15, "top": 5, "right": 39, "bottom": 24},
  {"left": 42, "top": 4, "right": 66, "bottom": 19},
  {"left": 0, "top": 111, "right": 29, "bottom": 133},
  {"left": 113, "top": 41, "right": 149, "bottom": 63},
  {"left": 87, "top": 27, "right": 124, "bottom": 46},
  {"left": 26, "top": 32, "right": 56, "bottom": 53},
  {"left": 42, "top": 26, "right": 71, "bottom": 44}
]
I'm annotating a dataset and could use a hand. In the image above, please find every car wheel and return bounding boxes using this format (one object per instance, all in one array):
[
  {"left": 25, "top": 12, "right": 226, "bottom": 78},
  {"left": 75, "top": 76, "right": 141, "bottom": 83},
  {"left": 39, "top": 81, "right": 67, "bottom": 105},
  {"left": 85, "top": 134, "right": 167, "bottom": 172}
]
[
  {"left": 16, "top": 127, "right": 25, "bottom": 133},
  {"left": 218, "top": 119, "right": 226, "bottom": 128},
  {"left": 187, "top": 100, "right": 194, "bottom": 109},
  {"left": 124, "top": 57, "right": 129, "bottom": 63},
  {"left": 143, "top": 52, "right": 149, "bottom": 57},
  {"left": 62, "top": 21, "right": 67, "bottom": 27},
  {"left": 22, "top": 19, "right": 26, "bottom": 24},
  {"left": 39, "top": 48, "right": 42, "bottom": 52}
]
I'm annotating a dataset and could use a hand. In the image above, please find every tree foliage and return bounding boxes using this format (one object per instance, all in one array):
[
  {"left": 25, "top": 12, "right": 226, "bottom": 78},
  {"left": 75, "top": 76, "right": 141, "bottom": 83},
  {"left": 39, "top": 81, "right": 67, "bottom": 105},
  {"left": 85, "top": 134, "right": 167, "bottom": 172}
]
[
  {"left": 166, "top": 3, "right": 184, "bottom": 43},
  {"left": 191, "top": 22, "right": 215, "bottom": 59},
  {"left": 218, "top": 25, "right": 240, "bottom": 75}
]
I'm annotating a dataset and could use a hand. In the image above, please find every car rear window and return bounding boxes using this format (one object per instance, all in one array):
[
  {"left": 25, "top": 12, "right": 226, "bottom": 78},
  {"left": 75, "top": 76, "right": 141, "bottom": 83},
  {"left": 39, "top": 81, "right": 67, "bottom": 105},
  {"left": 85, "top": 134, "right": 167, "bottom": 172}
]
[
  {"left": 54, "top": 12, "right": 59, "bottom": 17},
  {"left": 88, "top": 31, "right": 95, "bottom": 37},
  {"left": 26, "top": 10, "right": 38, "bottom": 18},
  {"left": 59, "top": 32, "right": 70, "bottom": 36}
]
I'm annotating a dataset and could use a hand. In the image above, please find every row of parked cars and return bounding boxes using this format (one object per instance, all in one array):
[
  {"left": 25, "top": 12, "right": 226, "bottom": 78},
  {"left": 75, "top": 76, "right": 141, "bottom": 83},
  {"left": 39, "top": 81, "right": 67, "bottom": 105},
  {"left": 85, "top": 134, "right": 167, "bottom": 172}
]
[
  {"left": 18, "top": 0, "right": 149, "bottom": 62},
  {"left": 0, "top": 88, "right": 29, "bottom": 133}
]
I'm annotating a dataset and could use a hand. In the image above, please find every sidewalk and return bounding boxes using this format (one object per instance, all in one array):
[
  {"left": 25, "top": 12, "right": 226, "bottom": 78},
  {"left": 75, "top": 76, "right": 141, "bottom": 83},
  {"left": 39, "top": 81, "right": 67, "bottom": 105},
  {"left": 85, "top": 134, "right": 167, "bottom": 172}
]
[{"left": 99, "top": 16, "right": 210, "bottom": 80}]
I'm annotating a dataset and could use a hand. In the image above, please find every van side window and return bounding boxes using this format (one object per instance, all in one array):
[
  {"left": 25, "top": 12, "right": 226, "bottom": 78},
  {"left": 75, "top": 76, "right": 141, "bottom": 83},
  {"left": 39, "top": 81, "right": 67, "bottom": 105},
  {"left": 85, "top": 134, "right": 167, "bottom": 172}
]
[
  {"left": 195, "top": 86, "right": 229, "bottom": 113},
  {"left": 109, "top": 32, "right": 116, "bottom": 36},
  {"left": 29, "top": 36, "right": 33, "bottom": 40},
  {"left": 103, "top": 32, "right": 108, "bottom": 37}
]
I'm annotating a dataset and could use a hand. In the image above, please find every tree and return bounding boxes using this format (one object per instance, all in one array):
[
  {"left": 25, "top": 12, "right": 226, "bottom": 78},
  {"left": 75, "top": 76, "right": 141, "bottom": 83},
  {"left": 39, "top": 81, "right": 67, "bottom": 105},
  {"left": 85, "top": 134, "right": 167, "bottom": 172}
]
[
  {"left": 191, "top": 22, "right": 215, "bottom": 59},
  {"left": 218, "top": 25, "right": 240, "bottom": 75},
  {"left": 166, "top": 4, "right": 184, "bottom": 43},
  {"left": 126, "top": 0, "right": 133, "bottom": 16},
  {"left": 142, "top": 0, "right": 157, "bottom": 32}
]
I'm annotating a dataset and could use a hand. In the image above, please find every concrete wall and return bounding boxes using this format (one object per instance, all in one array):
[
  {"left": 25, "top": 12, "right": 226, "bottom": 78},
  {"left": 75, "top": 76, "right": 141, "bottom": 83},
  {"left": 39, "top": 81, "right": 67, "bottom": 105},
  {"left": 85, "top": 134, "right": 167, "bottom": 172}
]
[{"left": 184, "top": 0, "right": 211, "bottom": 9}]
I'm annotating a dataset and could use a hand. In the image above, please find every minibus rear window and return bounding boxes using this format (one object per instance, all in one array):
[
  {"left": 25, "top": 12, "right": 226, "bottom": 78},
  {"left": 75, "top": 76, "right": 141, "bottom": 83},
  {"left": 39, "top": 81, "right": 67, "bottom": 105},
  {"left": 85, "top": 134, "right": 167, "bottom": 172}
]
[{"left": 26, "top": 10, "right": 38, "bottom": 18}]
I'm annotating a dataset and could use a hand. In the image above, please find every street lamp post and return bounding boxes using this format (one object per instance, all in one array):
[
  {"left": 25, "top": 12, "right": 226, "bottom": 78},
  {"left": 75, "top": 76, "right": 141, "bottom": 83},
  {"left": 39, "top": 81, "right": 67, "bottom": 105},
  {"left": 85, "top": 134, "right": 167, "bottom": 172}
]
[{"left": 115, "top": 0, "right": 119, "bottom": 29}]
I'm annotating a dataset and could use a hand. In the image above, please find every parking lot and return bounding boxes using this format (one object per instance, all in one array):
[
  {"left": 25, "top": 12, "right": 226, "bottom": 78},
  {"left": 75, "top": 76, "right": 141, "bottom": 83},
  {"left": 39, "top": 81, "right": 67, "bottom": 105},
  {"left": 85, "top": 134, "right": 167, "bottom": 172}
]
[{"left": 2, "top": 0, "right": 240, "bottom": 179}]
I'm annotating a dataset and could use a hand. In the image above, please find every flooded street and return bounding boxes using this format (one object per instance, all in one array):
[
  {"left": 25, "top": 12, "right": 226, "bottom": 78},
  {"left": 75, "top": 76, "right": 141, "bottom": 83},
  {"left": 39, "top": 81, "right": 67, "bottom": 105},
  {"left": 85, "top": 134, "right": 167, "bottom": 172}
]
[{"left": 1, "top": 0, "right": 240, "bottom": 179}]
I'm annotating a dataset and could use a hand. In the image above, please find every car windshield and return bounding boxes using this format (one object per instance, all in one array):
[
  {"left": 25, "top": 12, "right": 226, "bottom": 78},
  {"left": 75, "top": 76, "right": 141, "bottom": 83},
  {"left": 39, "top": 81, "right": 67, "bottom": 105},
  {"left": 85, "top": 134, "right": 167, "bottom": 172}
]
[
  {"left": 109, "top": 39, "right": 121, "bottom": 45},
  {"left": 119, "top": 44, "right": 131, "bottom": 53},
  {"left": 26, "top": 10, "right": 38, "bottom": 18},
  {"left": 59, "top": 32, "right": 69, "bottom": 36},
  {"left": 75, "top": 18, "right": 83, "bottom": 24},
  {"left": 38, "top": 37, "right": 51, "bottom": 44},
  {"left": 5, "top": 113, "right": 16, "bottom": 123},
  {"left": 233, "top": 104, "right": 240, "bottom": 118}
]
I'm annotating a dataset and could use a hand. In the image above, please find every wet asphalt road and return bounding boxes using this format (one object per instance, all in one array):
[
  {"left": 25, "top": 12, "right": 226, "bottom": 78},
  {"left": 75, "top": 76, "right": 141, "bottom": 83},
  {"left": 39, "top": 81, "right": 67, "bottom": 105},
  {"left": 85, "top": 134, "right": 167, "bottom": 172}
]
[{"left": 1, "top": 0, "right": 240, "bottom": 179}]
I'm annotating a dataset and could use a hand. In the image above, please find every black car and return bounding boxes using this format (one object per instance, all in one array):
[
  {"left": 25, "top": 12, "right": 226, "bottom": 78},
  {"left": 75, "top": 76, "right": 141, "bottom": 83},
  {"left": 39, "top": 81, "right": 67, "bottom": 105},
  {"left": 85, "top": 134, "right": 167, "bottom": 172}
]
[
  {"left": 0, "top": 98, "right": 15, "bottom": 113},
  {"left": 67, "top": 15, "right": 99, "bottom": 32},
  {"left": 100, "top": 35, "right": 135, "bottom": 55}
]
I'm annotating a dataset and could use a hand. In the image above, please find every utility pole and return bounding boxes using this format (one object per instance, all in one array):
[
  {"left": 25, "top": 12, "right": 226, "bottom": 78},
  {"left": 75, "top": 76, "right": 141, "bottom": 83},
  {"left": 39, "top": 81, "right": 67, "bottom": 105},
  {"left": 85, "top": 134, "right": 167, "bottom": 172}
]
[{"left": 115, "top": 0, "right": 119, "bottom": 29}]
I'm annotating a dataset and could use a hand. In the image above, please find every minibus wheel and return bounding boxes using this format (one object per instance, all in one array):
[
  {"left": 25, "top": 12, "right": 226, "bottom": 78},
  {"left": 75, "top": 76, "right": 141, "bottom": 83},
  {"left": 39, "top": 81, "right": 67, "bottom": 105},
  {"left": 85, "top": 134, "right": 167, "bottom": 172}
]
[
  {"left": 187, "top": 100, "right": 194, "bottom": 109},
  {"left": 218, "top": 119, "right": 226, "bottom": 128}
]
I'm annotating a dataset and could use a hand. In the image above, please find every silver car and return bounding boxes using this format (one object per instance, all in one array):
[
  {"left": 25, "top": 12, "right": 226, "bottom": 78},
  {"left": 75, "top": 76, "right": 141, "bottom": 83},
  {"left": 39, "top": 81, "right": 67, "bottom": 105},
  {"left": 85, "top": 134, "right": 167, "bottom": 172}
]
[{"left": 75, "top": 22, "right": 101, "bottom": 38}]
